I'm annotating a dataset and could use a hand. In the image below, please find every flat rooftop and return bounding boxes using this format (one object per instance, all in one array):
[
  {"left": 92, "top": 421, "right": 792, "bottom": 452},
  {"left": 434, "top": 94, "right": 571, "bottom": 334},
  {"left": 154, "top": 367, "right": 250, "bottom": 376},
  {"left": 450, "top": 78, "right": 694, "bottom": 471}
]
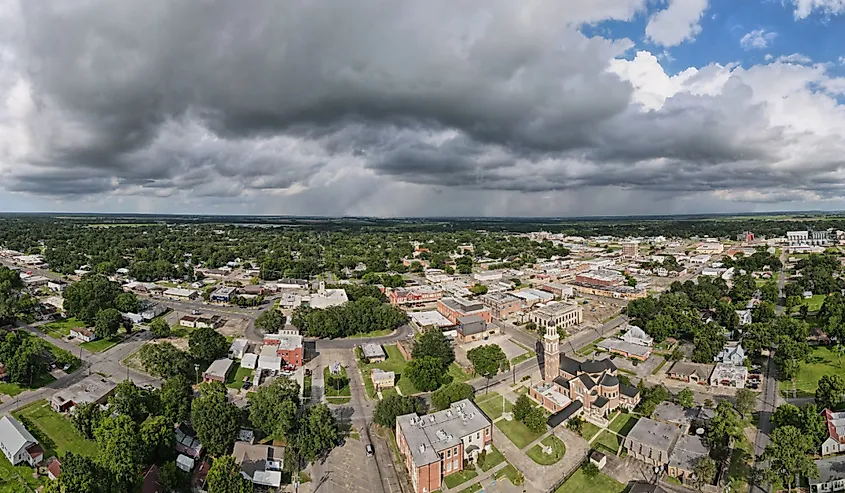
[
  {"left": 52, "top": 375, "right": 117, "bottom": 407},
  {"left": 396, "top": 399, "right": 491, "bottom": 467},
  {"left": 626, "top": 417, "right": 681, "bottom": 450},
  {"left": 409, "top": 310, "right": 454, "bottom": 328}
]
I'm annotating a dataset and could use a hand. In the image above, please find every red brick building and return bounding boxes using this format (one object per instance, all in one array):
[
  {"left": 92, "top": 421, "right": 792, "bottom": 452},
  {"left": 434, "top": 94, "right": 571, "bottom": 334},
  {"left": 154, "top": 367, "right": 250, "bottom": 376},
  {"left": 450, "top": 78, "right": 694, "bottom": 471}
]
[
  {"left": 388, "top": 286, "right": 444, "bottom": 305},
  {"left": 436, "top": 297, "right": 492, "bottom": 325},
  {"left": 263, "top": 334, "right": 304, "bottom": 367},
  {"left": 396, "top": 400, "right": 492, "bottom": 493}
]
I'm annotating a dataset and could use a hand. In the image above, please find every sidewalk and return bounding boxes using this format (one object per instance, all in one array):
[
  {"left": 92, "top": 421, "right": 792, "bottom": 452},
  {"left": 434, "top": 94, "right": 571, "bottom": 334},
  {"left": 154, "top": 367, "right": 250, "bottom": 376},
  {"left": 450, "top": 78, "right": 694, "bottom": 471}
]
[{"left": 441, "top": 461, "right": 507, "bottom": 493}]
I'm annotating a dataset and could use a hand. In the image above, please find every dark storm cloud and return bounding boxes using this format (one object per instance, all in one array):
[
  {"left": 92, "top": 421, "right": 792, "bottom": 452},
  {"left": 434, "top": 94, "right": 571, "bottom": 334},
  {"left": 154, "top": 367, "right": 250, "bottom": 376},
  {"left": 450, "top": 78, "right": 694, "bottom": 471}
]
[{"left": 1, "top": 0, "right": 844, "bottom": 211}]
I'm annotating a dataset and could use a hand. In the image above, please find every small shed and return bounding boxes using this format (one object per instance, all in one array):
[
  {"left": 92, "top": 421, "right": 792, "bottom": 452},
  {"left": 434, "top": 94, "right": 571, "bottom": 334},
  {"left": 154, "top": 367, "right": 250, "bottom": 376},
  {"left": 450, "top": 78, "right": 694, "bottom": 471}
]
[{"left": 241, "top": 353, "right": 258, "bottom": 369}]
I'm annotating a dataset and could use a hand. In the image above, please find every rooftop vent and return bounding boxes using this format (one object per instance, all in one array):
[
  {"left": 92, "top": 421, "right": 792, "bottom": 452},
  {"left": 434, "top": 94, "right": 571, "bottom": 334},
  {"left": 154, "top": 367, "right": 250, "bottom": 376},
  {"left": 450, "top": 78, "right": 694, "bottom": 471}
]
[{"left": 419, "top": 444, "right": 426, "bottom": 453}]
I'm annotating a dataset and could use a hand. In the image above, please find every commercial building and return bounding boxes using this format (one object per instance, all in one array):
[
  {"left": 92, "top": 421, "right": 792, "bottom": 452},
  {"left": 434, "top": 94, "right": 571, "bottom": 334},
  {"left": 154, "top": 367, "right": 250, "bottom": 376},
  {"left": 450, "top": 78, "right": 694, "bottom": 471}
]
[
  {"left": 203, "top": 358, "right": 233, "bottom": 383},
  {"left": 667, "top": 362, "right": 714, "bottom": 384},
  {"left": 478, "top": 293, "right": 522, "bottom": 319},
  {"left": 528, "top": 302, "right": 582, "bottom": 331},
  {"left": 362, "top": 343, "right": 387, "bottom": 363},
  {"left": 228, "top": 339, "right": 249, "bottom": 360},
  {"left": 210, "top": 286, "right": 237, "bottom": 303},
  {"left": 163, "top": 288, "right": 199, "bottom": 301},
  {"left": 51, "top": 376, "right": 117, "bottom": 413},
  {"left": 596, "top": 339, "right": 652, "bottom": 361},
  {"left": 536, "top": 282, "right": 574, "bottom": 299},
  {"left": 509, "top": 288, "right": 555, "bottom": 308},
  {"left": 275, "top": 278, "right": 309, "bottom": 290},
  {"left": 569, "top": 282, "right": 647, "bottom": 300},
  {"left": 262, "top": 333, "right": 304, "bottom": 368},
  {"left": 389, "top": 286, "right": 444, "bottom": 306},
  {"left": 473, "top": 271, "right": 503, "bottom": 282},
  {"left": 371, "top": 369, "right": 395, "bottom": 390},
  {"left": 575, "top": 269, "right": 624, "bottom": 287},
  {"left": 47, "top": 280, "right": 68, "bottom": 292},
  {"left": 436, "top": 297, "right": 492, "bottom": 325},
  {"left": 396, "top": 400, "right": 493, "bottom": 493},
  {"left": 622, "top": 241, "right": 640, "bottom": 258},
  {"left": 709, "top": 363, "right": 748, "bottom": 388},
  {"left": 409, "top": 311, "right": 455, "bottom": 330},
  {"left": 456, "top": 315, "right": 497, "bottom": 343}
]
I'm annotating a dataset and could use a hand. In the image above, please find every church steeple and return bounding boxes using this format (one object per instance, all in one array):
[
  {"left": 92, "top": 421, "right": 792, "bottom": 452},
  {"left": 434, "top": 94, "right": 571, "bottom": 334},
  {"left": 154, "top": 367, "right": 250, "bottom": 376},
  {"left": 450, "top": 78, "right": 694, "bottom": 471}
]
[{"left": 543, "top": 324, "right": 560, "bottom": 380}]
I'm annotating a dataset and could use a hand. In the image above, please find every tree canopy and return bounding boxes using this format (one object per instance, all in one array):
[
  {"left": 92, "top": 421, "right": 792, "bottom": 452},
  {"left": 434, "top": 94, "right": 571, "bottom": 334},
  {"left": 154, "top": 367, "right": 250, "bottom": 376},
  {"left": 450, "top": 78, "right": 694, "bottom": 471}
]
[{"left": 63, "top": 274, "right": 126, "bottom": 324}]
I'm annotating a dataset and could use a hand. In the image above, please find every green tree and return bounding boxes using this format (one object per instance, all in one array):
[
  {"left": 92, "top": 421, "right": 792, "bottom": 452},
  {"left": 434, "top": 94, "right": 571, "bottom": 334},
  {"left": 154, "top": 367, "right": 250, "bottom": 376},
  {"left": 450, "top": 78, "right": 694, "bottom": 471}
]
[
  {"left": 470, "top": 284, "right": 488, "bottom": 295},
  {"left": 644, "top": 314, "right": 675, "bottom": 342},
  {"left": 676, "top": 388, "right": 694, "bottom": 409},
  {"left": 582, "top": 461, "right": 600, "bottom": 478},
  {"left": 191, "top": 382, "right": 242, "bottom": 456},
  {"left": 753, "top": 302, "right": 776, "bottom": 323},
  {"left": 373, "top": 395, "right": 425, "bottom": 428},
  {"left": 140, "top": 415, "right": 175, "bottom": 464},
  {"left": 158, "top": 461, "right": 190, "bottom": 493},
  {"left": 412, "top": 330, "right": 455, "bottom": 367},
  {"left": 762, "top": 425, "right": 819, "bottom": 492},
  {"left": 150, "top": 317, "right": 172, "bottom": 338},
  {"left": 94, "top": 414, "right": 146, "bottom": 489},
  {"left": 255, "top": 309, "right": 286, "bottom": 334},
  {"left": 115, "top": 292, "right": 140, "bottom": 314},
  {"left": 735, "top": 388, "right": 757, "bottom": 417},
  {"left": 206, "top": 455, "right": 253, "bottom": 493},
  {"left": 188, "top": 326, "right": 228, "bottom": 363},
  {"left": 160, "top": 375, "right": 194, "bottom": 425},
  {"left": 513, "top": 395, "right": 533, "bottom": 421},
  {"left": 138, "top": 342, "right": 195, "bottom": 379},
  {"left": 292, "top": 403, "right": 340, "bottom": 462},
  {"left": 248, "top": 377, "right": 301, "bottom": 438},
  {"left": 431, "top": 382, "right": 474, "bottom": 411},
  {"left": 523, "top": 407, "right": 546, "bottom": 433},
  {"left": 94, "top": 307, "right": 122, "bottom": 339},
  {"left": 110, "top": 380, "right": 156, "bottom": 422},
  {"left": 772, "top": 403, "right": 803, "bottom": 430},
  {"left": 70, "top": 401, "right": 104, "bottom": 439},
  {"left": 466, "top": 344, "right": 510, "bottom": 382},
  {"left": 63, "top": 275, "right": 124, "bottom": 324},
  {"left": 692, "top": 457, "right": 717, "bottom": 491},
  {"left": 707, "top": 400, "right": 743, "bottom": 455},
  {"left": 816, "top": 374, "right": 845, "bottom": 410},
  {"left": 405, "top": 356, "right": 448, "bottom": 391},
  {"left": 42, "top": 452, "right": 114, "bottom": 493}
]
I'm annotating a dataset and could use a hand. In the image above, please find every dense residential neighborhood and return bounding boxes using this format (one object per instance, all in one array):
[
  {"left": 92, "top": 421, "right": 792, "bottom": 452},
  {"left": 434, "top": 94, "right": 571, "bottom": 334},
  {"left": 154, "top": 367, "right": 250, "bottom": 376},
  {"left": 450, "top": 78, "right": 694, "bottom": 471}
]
[{"left": 2, "top": 215, "right": 845, "bottom": 493}]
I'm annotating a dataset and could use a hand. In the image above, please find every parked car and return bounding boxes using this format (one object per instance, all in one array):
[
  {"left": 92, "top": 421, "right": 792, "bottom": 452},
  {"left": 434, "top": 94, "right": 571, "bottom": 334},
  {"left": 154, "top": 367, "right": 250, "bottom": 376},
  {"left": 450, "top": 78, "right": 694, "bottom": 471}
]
[
  {"left": 365, "top": 444, "right": 374, "bottom": 457},
  {"left": 191, "top": 309, "right": 201, "bottom": 315},
  {"left": 242, "top": 381, "right": 252, "bottom": 390}
]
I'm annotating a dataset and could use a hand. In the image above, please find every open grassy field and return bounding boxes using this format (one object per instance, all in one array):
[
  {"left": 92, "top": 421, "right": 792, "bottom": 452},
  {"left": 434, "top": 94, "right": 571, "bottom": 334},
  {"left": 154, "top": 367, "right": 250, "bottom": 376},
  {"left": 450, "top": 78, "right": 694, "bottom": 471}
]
[
  {"left": 14, "top": 400, "right": 99, "bottom": 457},
  {"left": 594, "top": 430, "right": 623, "bottom": 456},
  {"left": 526, "top": 435, "right": 565, "bottom": 465},
  {"left": 580, "top": 421, "right": 602, "bottom": 440},
  {"left": 779, "top": 345, "right": 845, "bottom": 397},
  {"left": 226, "top": 366, "right": 254, "bottom": 389},
  {"left": 800, "top": 294, "right": 827, "bottom": 313},
  {"left": 41, "top": 317, "right": 85, "bottom": 338},
  {"left": 443, "top": 468, "right": 478, "bottom": 489},
  {"left": 79, "top": 336, "right": 119, "bottom": 353},
  {"left": 554, "top": 469, "right": 626, "bottom": 493},
  {"left": 357, "top": 344, "right": 420, "bottom": 398},
  {"left": 608, "top": 412, "right": 639, "bottom": 436},
  {"left": 495, "top": 417, "right": 544, "bottom": 449},
  {"left": 475, "top": 392, "right": 513, "bottom": 421}
]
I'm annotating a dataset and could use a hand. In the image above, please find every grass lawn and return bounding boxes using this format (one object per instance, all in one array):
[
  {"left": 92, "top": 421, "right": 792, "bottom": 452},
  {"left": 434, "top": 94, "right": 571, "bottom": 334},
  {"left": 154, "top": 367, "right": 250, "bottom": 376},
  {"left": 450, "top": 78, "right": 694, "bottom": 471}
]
[
  {"left": 448, "top": 363, "right": 471, "bottom": 383},
  {"left": 651, "top": 358, "right": 668, "bottom": 375},
  {"left": 79, "top": 336, "right": 119, "bottom": 353},
  {"left": 347, "top": 328, "right": 395, "bottom": 338},
  {"left": 225, "top": 366, "right": 254, "bottom": 389},
  {"left": 511, "top": 350, "right": 536, "bottom": 366},
  {"left": 458, "top": 483, "right": 482, "bottom": 493},
  {"left": 478, "top": 445, "right": 506, "bottom": 472},
  {"left": 324, "top": 366, "right": 351, "bottom": 397},
  {"left": 576, "top": 337, "right": 605, "bottom": 356},
  {"left": 357, "top": 344, "right": 420, "bottom": 398},
  {"left": 801, "top": 294, "right": 827, "bottom": 313},
  {"left": 608, "top": 413, "right": 639, "bottom": 436},
  {"left": 493, "top": 462, "right": 520, "bottom": 484},
  {"left": 0, "top": 453, "right": 45, "bottom": 492},
  {"left": 778, "top": 345, "right": 845, "bottom": 397},
  {"left": 14, "top": 400, "right": 99, "bottom": 457},
  {"left": 475, "top": 392, "right": 512, "bottom": 421},
  {"left": 41, "top": 317, "right": 85, "bottom": 338},
  {"left": 580, "top": 421, "right": 601, "bottom": 441},
  {"left": 526, "top": 435, "right": 565, "bottom": 465},
  {"left": 326, "top": 397, "right": 351, "bottom": 404},
  {"left": 443, "top": 468, "right": 478, "bottom": 489},
  {"left": 727, "top": 436, "right": 753, "bottom": 493},
  {"left": 594, "top": 430, "right": 623, "bottom": 456},
  {"left": 495, "top": 418, "right": 544, "bottom": 449},
  {"left": 554, "top": 469, "right": 626, "bottom": 493}
]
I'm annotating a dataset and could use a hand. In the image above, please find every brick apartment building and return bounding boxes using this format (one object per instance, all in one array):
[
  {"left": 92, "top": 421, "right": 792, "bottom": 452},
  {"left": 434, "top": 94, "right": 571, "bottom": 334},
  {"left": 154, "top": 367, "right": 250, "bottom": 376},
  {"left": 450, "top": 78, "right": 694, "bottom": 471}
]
[
  {"left": 575, "top": 269, "right": 624, "bottom": 287},
  {"left": 478, "top": 292, "right": 522, "bottom": 319},
  {"left": 396, "top": 400, "right": 492, "bottom": 493},
  {"left": 388, "top": 286, "right": 444, "bottom": 306},
  {"left": 436, "top": 297, "right": 492, "bottom": 325},
  {"left": 263, "top": 333, "right": 304, "bottom": 368}
]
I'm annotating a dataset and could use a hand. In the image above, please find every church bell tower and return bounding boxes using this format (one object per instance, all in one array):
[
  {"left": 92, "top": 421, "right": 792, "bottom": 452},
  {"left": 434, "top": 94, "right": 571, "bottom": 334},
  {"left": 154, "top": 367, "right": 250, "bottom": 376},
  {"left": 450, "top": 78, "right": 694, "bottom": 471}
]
[{"left": 543, "top": 324, "right": 560, "bottom": 381}]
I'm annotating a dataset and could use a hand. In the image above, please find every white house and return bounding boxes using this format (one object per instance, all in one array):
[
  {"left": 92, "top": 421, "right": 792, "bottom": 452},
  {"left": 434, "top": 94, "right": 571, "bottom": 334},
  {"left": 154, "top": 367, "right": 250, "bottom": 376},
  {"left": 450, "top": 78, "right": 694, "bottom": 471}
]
[
  {"left": 714, "top": 342, "right": 745, "bottom": 366},
  {"left": 736, "top": 310, "right": 753, "bottom": 326},
  {"left": 229, "top": 339, "right": 249, "bottom": 360},
  {"left": 47, "top": 280, "right": 67, "bottom": 293},
  {"left": 810, "top": 457, "right": 845, "bottom": 493},
  {"left": 70, "top": 328, "right": 97, "bottom": 343},
  {"left": 621, "top": 325, "right": 654, "bottom": 347},
  {"left": 0, "top": 416, "right": 43, "bottom": 466}
]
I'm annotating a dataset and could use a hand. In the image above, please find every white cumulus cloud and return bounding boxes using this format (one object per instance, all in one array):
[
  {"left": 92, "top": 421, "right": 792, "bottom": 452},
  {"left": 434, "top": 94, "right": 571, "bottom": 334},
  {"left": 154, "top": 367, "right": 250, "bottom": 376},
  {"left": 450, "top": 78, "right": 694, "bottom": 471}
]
[
  {"left": 740, "top": 29, "right": 777, "bottom": 50},
  {"left": 645, "top": 0, "right": 709, "bottom": 47}
]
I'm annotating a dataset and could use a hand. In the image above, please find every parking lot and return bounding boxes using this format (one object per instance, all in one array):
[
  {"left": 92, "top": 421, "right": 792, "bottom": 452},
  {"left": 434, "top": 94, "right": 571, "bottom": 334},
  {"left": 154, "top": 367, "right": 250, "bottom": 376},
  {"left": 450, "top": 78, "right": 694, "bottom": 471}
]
[
  {"left": 456, "top": 335, "right": 528, "bottom": 367},
  {"left": 312, "top": 432, "right": 383, "bottom": 493}
]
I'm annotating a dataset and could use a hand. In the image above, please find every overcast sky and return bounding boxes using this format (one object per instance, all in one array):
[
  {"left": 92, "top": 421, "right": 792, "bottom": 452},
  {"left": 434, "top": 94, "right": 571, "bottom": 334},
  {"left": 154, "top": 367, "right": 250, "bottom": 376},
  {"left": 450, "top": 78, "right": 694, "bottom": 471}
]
[{"left": 2, "top": 0, "right": 845, "bottom": 217}]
